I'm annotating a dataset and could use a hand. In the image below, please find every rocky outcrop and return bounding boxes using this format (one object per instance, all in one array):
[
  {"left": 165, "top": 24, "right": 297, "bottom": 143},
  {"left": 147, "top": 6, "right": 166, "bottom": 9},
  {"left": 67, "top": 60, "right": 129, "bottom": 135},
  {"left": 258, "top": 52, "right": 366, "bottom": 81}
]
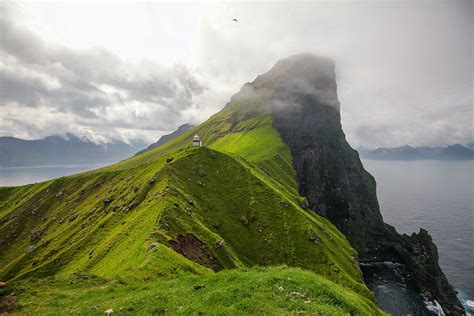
[
  {"left": 237, "top": 53, "right": 464, "bottom": 315},
  {"left": 398, "top": 229, "right": 463, "bottom": 314}
]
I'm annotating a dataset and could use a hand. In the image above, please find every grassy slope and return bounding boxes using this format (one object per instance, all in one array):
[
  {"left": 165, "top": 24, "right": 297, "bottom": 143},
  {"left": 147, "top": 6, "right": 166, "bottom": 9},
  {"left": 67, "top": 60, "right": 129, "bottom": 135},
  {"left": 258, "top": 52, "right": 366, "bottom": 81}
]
[
  {"left": 0, "top": 97, "right": 384, "bottom": 314},
  {"left": 0, "top": 148, "right": 209, "bottom": 281},
  {"left": 10, "top": 266, "right": 380, "bottom": 315}
]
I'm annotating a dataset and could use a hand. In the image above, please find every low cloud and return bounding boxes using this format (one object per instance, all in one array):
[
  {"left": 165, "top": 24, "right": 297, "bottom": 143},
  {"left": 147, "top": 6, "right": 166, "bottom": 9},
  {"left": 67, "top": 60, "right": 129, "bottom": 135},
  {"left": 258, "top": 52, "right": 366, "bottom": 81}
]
[
  {"left": 1, "top": 1, "right": 472, "bottom": 147},
  {"left": 0, "top": 7, "right": 204, "bottom": 143}
]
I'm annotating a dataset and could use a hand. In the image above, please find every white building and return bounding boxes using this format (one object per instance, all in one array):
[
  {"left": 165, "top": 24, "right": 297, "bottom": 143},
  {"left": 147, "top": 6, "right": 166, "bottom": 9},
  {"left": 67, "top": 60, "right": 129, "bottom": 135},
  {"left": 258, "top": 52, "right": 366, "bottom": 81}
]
[{"left": 192, "top": 135, "right": 202, "bottom": 147}]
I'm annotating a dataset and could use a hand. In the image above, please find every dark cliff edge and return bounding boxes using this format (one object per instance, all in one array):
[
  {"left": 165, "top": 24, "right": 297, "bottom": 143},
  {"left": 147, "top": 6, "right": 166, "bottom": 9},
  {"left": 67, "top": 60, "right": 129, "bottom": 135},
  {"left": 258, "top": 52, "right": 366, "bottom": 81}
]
[{"left": 236, "top": 53, "right": 464, "bottom": 315}]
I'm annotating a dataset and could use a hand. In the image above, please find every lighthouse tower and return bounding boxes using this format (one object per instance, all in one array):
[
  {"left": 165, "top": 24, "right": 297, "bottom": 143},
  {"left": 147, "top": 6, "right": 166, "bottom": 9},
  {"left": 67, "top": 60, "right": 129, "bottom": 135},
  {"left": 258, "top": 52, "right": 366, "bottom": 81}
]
[{"left": 192, "top": 135, "right": 202, "bottom": 147}]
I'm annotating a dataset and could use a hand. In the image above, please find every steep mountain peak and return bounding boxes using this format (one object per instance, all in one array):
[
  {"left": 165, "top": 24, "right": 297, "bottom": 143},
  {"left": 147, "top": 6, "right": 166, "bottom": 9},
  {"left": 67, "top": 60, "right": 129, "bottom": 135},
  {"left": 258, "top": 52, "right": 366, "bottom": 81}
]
[
  {"left": 176, "top": 123, "right": 195, "bottom": 131},
  {"left": 259, "top": 53, "right": 336, "bottom": 84},
  {"left": 262, "top": 54, "right": 463, "bottom": 314},
  {"left": 231, "top": 53, "right": 340, "bottom": 111}
]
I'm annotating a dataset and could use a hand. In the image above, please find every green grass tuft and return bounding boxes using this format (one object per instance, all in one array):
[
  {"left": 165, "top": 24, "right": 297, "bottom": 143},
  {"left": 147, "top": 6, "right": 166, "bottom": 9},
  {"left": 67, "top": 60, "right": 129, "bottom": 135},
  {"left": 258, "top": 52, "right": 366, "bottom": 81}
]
[{"left": 5, "top": 266, "right": 384, "bottom": 315}]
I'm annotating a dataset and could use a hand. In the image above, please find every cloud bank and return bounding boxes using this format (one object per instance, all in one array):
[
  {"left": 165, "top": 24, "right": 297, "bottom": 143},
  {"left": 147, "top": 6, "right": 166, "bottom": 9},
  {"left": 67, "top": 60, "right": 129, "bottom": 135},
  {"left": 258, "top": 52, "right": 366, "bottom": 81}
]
[
  {"left": 0, "top": 1, "right": 472, "bottom": 147},
  {"left": 0, "top": 4, "right": 204, "bottom": 143}
]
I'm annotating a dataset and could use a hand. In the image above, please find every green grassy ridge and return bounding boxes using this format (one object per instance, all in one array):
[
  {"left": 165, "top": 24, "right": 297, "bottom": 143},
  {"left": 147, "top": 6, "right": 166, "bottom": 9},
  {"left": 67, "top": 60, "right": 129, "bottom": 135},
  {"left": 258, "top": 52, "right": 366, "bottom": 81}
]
[
  {"left": 101, "top": 83, "right": 275, "bottom": 174},
  {"left": 0, "top": 89, "right": 384, "bottom": 313},
  {"left": 159, "top": 148, "right": 366, "bottom": 286},
  {"left": 1, "top": 148, "right": 365, "bottom": 291},
  {"left": 103, "top": 109, "right": 275, "bottom": 171},
  {"left": 0, "top": 148, "right": 207, "bottom": 282},
  {"left": 209, "top": 116, "right": 298, "bottom": 197},
  {"left": 105, "top": 113, "right": 300, "bottom": 201},
  {"left": 0, "top": 147, "right": 381, "bottom": 314},
  {"left": 4, "top": 266, "right": 384, "bottom": 315}
]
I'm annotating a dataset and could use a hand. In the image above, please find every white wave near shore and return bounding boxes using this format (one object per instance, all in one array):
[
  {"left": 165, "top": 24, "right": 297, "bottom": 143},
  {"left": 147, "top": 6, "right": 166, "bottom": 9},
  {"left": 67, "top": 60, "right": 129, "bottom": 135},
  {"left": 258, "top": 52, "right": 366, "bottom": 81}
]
[{"left": 423, "top": 298, "right": 445, "bottom": 316}]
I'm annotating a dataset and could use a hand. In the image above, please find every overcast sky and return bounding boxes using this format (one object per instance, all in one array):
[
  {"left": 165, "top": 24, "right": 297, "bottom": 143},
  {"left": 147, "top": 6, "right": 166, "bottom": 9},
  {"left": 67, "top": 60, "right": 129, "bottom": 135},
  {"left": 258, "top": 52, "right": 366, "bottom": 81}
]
[{"left": 0, "top": 0, "right": 472, "bottom": 148}]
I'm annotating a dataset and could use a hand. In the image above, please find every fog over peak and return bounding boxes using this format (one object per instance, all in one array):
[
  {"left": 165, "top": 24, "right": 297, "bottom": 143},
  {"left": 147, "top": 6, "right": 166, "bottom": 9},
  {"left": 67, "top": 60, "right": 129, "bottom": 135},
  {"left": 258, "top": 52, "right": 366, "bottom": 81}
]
[{"left": 0, "top": 1, "right": 472, "bottom": 147}]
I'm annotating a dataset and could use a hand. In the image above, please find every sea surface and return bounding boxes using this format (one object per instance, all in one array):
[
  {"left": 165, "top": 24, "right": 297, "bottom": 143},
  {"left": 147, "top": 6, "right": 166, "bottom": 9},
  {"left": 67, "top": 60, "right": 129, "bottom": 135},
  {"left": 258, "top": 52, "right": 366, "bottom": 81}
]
[
  {"left": 0, "top": 163, "right": 111, "bottom": 187},
  {"left": 362, "top": 159, "right": 474, "bottom": 315},
  {"left": 0, "top": 160, "right": 472, "bottom": 313}
]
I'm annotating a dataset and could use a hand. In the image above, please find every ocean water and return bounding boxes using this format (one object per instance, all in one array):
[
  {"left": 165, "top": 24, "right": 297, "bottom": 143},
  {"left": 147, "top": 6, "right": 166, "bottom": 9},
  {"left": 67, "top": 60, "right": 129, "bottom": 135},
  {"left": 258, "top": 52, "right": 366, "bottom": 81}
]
[
  {"left": 361, "top": 261, "right": 444, "bottom": 315},
  {"left": 362, "top": 159, "right": 474, "bottom": 314},
  {"left": 0, "top": 163, "right": 111, "bottom": 187}
]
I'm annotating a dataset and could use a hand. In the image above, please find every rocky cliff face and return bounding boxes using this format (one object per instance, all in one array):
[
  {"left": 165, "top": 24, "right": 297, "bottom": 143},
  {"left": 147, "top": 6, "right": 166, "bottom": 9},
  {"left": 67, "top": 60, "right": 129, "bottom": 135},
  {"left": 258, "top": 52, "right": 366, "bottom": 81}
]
[{"left": 239, "top": 53, "right": 464, "bottom": 315}]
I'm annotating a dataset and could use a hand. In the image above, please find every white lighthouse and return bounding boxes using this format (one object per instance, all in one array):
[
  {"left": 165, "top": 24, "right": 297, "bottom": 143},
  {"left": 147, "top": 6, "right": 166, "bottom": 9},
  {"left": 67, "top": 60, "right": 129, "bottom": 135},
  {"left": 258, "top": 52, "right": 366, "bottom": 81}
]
[{"left": 192, "top": 135, "right": 202, "bottom": 147}]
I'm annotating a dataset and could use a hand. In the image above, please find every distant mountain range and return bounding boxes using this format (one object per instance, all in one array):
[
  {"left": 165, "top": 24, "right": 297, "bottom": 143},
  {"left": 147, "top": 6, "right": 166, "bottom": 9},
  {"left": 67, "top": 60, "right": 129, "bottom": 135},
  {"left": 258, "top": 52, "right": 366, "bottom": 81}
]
[
  {"left": 0, "top": 133, "right": 148, "bottom": 167},
  {"left": 358, "top": 144, "right": 474, "bottom": 160},
  {"left": 135, "top": 123, "right": 195, "bottom": 156}
]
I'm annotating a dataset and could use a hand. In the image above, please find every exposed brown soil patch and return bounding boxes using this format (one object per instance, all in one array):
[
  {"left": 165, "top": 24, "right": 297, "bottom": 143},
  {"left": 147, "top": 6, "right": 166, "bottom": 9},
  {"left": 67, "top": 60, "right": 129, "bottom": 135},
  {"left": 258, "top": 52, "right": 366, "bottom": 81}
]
[
  {"left": 168, "top": 234, "right": 222, "bottom": 271},
  {"left": 0, "top": 293, "right": 16, "bottom": 314}
]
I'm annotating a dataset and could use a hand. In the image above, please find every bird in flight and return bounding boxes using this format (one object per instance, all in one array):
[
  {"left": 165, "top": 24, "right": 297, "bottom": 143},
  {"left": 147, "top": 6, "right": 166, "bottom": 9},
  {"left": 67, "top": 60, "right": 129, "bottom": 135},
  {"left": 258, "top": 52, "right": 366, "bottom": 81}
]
[{"left": 232, "top": 18, "right": 238, "bottom": 22}]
